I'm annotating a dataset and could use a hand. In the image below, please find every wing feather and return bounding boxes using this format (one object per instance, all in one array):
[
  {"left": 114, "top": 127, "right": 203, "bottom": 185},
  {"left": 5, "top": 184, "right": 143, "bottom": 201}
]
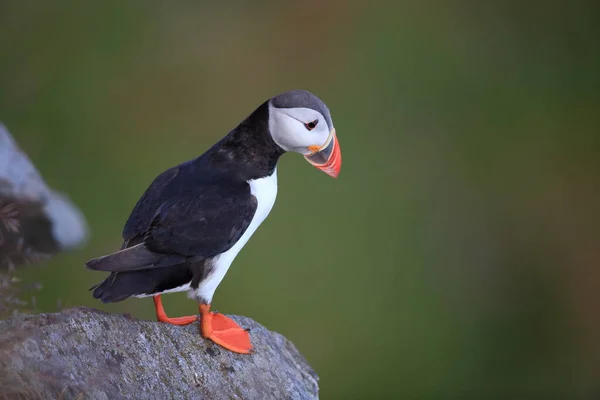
[
  {"left": 144, "top": 185, "right": 257, "bottom": 258},
  {"left": 85, "top": 243, "right": 188, "bottom": 272}
]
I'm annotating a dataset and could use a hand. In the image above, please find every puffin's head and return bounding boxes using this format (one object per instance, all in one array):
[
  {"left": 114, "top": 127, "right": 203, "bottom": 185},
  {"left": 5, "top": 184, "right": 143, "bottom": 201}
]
[{"left": 268, "top": 90, "right": 342, "bottom": 178}]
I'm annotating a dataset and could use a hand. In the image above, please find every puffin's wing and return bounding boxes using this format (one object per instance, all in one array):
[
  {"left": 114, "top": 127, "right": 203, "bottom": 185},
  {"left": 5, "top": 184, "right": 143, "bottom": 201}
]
[
  {"left": 122, "top": 165, "right": 181, "bottom": 245},
  {"left": 86, "top": 184, "right": 257, "bottom": 272},
  {"left": 85, "top": 243, "right": 188, "bottom": 272},
  {"left": 145, "top": 184, "right": 258, "bottom": 258}
]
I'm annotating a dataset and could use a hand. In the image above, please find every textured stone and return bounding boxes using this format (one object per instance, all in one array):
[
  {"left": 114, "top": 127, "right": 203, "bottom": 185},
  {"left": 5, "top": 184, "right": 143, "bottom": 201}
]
[
  {"left": 0, "top": 307, "right": 319, "bottom": 400},
  {"left": 0, "top": 122, "right": 88, "bottom": 264}
]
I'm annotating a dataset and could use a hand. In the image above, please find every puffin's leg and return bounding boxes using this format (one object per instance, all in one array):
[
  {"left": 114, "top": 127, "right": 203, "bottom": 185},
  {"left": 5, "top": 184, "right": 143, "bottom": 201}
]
[
  {"left": 153, "top": 295, "right": 198, "bottom": 325},
  {"left": 199, "top": 304, "right": 252, "bottom": 354}
]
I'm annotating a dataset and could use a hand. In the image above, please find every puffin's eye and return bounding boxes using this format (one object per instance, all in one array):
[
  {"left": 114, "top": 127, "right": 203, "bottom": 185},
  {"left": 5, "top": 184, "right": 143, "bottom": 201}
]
[{"left": 304, "top": 119, "right": 319, "bottom": 131}]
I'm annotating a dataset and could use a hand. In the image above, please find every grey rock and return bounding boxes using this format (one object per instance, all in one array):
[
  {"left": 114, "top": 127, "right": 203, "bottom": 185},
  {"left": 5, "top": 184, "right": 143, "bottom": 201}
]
[
  {"left": 0, "top": 307, "right": 319, "bottom": 400},
  {"left": 0, "top": 122, "right": 88, "bottom": 270}
]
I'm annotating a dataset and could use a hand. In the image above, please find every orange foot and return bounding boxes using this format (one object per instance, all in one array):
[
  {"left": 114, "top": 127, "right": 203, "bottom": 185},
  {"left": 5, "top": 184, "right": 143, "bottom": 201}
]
[
  {"left": 153, "top": 295, "right": 198, "bottom": 325},
  {"left": 200, "top": 304, "right": 252, "bottom": 354}
]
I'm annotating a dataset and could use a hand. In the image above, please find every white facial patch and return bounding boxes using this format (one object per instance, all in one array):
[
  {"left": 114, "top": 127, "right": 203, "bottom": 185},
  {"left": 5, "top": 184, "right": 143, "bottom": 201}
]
[{"left": 268, "top": 104, "right": 331, "bottom": 154}]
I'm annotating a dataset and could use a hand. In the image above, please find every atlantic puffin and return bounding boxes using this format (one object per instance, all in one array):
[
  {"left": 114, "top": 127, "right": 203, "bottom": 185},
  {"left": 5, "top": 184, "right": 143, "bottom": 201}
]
[{"left": 85, "top": 90, "right": 341, "bottom": 354}]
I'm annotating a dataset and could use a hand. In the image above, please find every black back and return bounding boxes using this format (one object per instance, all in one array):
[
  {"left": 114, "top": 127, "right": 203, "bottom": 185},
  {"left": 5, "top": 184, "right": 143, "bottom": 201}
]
[
  {"left": 90, "top": 101, "right": 285, "bottom": 302},
  {"left": 122, "top": 101, "right": 283, "bottom": 247}
]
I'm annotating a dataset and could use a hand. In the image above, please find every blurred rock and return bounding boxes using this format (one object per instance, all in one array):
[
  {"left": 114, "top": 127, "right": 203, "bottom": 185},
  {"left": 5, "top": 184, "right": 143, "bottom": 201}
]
[
  {"left": 0, "top": 307, "right": 319, "bottom": 400},
  {"left": 0, "top": 123, "right": 88, "bottom": 270}
]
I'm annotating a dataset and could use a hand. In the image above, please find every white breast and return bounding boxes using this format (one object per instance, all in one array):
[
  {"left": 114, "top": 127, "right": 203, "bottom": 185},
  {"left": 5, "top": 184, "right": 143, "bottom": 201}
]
[{"left": 192, "top": 168, "right": 278, "bottom": 303}]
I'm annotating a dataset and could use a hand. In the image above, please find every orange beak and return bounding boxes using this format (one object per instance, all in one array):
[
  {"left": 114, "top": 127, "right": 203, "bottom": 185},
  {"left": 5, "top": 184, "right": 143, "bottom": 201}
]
[{"left": 304, "top": 129, "right": 342, "bottom": 178}]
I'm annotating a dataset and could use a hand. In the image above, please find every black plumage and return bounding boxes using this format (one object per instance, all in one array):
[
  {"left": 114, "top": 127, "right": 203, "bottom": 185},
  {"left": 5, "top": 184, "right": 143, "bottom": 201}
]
[{"left": 88, "top": 101, "right": 284, "bottom": 302}]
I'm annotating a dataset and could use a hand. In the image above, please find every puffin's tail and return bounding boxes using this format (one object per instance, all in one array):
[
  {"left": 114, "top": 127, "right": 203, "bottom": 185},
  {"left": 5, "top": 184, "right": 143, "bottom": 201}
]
[
  {"left": 86, "top": 244, "right": 193, "bottom": 302},
  {"left": 90, "top": 263, "right": 194, "bottom": 303},
  {"left": 90, "top": 272, "right": 148, "bottom": 303}
]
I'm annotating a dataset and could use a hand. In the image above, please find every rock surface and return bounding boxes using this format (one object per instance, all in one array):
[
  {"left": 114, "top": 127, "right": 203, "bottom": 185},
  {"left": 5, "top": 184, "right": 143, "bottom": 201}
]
[
  {"left": 0, "top": 307, "right": 319, "bottom": 400},
  {"left": 0, "top": 122, "right": 88, "bottom": 270}
]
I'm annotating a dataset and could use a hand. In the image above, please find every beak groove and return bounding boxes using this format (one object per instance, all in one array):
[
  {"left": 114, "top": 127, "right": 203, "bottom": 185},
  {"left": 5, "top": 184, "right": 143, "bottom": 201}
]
[{"left": 304, "top": 129, "right": 342, "bottom": 178}]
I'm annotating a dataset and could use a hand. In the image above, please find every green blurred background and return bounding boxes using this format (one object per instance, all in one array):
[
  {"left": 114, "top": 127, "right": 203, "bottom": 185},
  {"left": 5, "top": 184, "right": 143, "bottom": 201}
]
[{"left": 1, "top": 1, "right": 599, "bottom": 398}]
